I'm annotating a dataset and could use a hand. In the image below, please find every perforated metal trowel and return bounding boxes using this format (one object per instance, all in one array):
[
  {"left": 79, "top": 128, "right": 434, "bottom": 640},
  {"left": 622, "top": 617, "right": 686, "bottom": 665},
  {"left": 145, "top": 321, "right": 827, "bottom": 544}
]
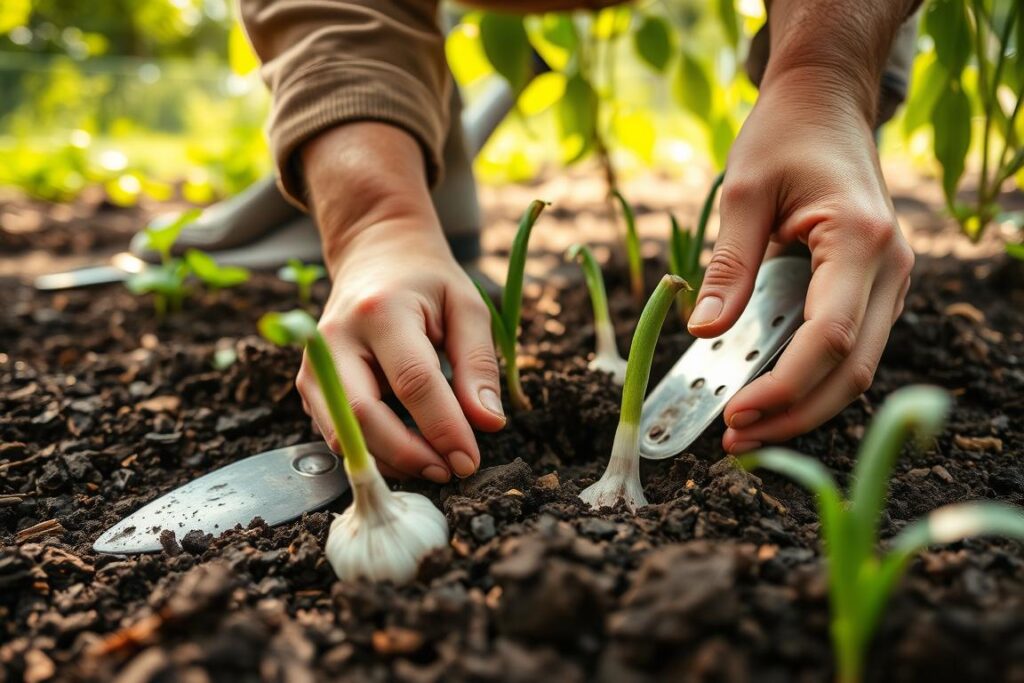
[
  {"left": 93, "top": 442, "right": 348, "bottom": 554},
  {"left": 639, "top": 256, "right": 812, "bottom": 460}
]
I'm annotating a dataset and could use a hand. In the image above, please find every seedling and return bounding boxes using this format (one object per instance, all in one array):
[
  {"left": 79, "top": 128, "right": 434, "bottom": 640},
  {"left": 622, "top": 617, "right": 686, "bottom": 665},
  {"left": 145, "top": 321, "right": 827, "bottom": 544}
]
[
  {"left": 566, "top": 243, "right": 627, "bottom": 384},
  {"left": 474, "top": 199, "right": 548, "bottom": 412},
  {"left": 138, "top": 208, "right": 202, "bottom": 265},
  {"left": 612, "top": 190, "right": 644, "bottom": 304},
  {"left": 580, "top": 274, "right": 690, "bottom": 512},
  {"left": 259, "top": 309, "right": 449, "bottom": 584},
  {"left": 278, "top": 259, "right": 327, "bottom": 304},
  {"left": 185, "top": 249, "right": 250, "bottom": 290},
  {"left": 741, "top": 386, "right": 1024, "bottom": 683},
  {"left": 126, "top": 260, "right": 191, "bottom": 318},
  {"left": 668, "top": 171, "right": 724, "bottom": 322}
]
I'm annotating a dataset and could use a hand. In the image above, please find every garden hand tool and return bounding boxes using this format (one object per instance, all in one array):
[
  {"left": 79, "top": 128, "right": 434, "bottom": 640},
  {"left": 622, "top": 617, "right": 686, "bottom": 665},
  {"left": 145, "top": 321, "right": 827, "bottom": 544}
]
[
  {"left": 93, "top": 442, "right": 348, "bottom": 554},
  {"left": 639, "top": 256, "right": 812, "bottom": 459}
]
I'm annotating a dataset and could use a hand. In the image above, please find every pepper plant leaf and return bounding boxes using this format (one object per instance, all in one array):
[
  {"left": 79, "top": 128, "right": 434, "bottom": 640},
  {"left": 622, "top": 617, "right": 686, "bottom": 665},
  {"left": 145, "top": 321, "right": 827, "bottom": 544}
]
[
  {"left": 674, "top": 50, "right": 713, "bottom": 124},
  {"left": 931, "top": 83, "right": 972, "bottom": 205}
]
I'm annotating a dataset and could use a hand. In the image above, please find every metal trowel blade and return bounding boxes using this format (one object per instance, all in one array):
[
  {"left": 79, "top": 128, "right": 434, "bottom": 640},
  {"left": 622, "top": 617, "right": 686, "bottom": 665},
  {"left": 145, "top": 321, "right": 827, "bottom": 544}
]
[
  {"left": 639, "top": 256, "right": 812, "bottom": 460},
  {"left": 93, "top": 442, "right": 348, "bottom": 554}
]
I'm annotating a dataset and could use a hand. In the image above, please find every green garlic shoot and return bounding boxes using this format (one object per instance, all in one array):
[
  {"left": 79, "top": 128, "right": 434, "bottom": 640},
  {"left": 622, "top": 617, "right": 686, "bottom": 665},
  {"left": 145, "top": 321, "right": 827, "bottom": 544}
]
[
  {"left": 580, "top": 274, "right": 690, "bottom": 512},
  {"left": 612, "top": 190, "right": 644, "bottom": 304},
  {"left": 741, "top": 385, "right": 1024, "bottom": 683},
  {"left": 139, "top": 208, "right": 202, "bottom": 265},
  {"left": 278, "top": 258, "right": 327, "bottom": 304},
  {"left": 474, "top": 199, "right": 548, "bottom": 412},
  {"left": 185, "top": 249, "right": 250, "bottom": 290},
  {"left": 668, "top": 171, "right": 724, "bottom": 322},
  {"left": 259, "top": 309, "right": 449, "bottom": 584},
  {"left": 127, "top": 260, "right": 191, "bottom": 318},
  {"left": 566, "top": 243, "right": 626, "bottom": 385}
]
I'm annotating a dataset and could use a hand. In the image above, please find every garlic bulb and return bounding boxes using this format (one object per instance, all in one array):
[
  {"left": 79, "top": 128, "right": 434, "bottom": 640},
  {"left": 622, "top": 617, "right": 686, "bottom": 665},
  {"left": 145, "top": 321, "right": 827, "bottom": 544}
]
[
  {"left": 579, "top": 275, "right": 689, "bottom": 513},
  {"left": 579, "top": 422, "right": 647, "bottom": 511},
  {"left": 326, "top": 466, "right": 449, "bottom": 584}
]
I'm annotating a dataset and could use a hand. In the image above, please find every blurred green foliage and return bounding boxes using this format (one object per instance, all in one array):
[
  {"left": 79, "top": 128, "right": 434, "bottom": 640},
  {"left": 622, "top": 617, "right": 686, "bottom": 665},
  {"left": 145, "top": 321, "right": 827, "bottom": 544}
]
[{"left": 0, "top": 0, "right": 1021, "bottom": 247}]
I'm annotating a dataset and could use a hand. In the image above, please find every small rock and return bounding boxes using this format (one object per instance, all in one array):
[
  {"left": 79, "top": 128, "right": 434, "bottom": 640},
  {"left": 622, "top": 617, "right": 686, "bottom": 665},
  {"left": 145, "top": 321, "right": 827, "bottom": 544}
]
[
  {"left": 930, "top": 464, "right": 954, "bottom": 484},
  {"left": 535, "top": 472, "right": 560, "bottom": 490},
  {"left": 137, "top": 395, "right": 181, "bottom": 414},
  {"left": 459, "top": 458, "right": 533, "bottom": 497},
  {"left": 953, "top": 434, "right": 1003, "bottom": 453},
  {"left": 578, "top": 517, "right": 617, "bottom": 540},
  {"left": 907, "top": 467, "right": 931, "bottom": 479},
  {"left": 470, "top": 514, "right": 497, "bottom": 542},
  {"left": 159, "top": 529, "right": 182, "bottom": 556},
  {"left": 110, "top": 469, "right": 135, "bottom": 491},
  {"left": 216, "top": 406, "right": 272, "bottom": 435},
  {"left": 145, "top": 432, "right": 182, "bottom": 445},
  {"left": 180, "top": 529, "right": 213, "bottom": 555}
]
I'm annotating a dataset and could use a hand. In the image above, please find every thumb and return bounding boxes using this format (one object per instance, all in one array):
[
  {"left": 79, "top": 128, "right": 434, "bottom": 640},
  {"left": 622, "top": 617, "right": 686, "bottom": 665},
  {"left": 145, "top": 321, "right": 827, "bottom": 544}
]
[{"left": 687, "top": 175, "right": 773, "bottom": 338}]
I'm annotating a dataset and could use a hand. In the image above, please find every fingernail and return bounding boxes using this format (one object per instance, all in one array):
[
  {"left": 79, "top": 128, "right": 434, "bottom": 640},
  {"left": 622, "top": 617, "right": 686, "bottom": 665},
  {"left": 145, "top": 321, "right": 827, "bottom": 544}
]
[
  {"left": 448, "top": 451, "right": 477, "bottom": 478},
  {"left": 422, "top": 464, "right": 451, "bottom": 484},
  {"left": 479, "top": 387, "right": 506, "bottom": 421},
  {"left": 688, "top": 295, "right": 723, "bottom": 328},
  {"left": 730, "top": 440, "right": 762, "bottom": 454},
  {"left": 730, "top": 410, "right": 761, "bottom": 429}
]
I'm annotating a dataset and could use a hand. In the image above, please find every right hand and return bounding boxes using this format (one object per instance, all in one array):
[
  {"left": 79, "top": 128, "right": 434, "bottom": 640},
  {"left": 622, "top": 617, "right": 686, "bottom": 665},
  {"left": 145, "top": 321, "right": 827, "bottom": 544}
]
[{"left": 299, "top": 123, "right": 506, "bottom": 483}]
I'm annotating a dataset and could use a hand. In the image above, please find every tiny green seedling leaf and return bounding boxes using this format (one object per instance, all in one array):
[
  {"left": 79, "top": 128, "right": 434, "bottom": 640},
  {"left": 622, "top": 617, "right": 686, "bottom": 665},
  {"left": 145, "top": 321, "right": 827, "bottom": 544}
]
[
  {"left": 474, "top": 199, "right": 548, "bottom": 412},
  {"left": 612, "top": 190, "right": 644, "bottom": 304},
  {"left": 567, "top": 244, "right": 626, "bottom": 384},
  {"left": 139, "top": 208, "right": 201, "bottom": 265},
  {"left": 127, "top": 260, "right": 191, "bottom": 318},
  {"left": 667, "top": 171, "right": 724, "bottom": 323},
  {"left": 742, "top": 385, "right": 1024, "bottom": 683},
  {"left": 185, "top": 249, "right": 250, "bottom": 290},
  {"left": 278, "top": 259, "right": 327, "bottom": 304}
]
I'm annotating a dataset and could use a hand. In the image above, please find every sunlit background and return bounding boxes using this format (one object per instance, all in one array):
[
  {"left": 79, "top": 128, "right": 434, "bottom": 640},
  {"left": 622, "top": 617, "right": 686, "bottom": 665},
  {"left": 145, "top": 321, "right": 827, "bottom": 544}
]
[{"left": 0, "top": 0, "right": 1020, "bottom": 244}]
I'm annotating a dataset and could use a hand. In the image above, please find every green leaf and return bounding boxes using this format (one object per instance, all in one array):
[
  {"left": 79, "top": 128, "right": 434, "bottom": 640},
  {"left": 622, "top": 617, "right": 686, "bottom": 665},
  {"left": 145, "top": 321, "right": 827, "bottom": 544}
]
[
  {"left": 141, "top": 208, "right": 202, "bottom": 264},
  {"left": 277, "top": 259, "right": 326, "bottom": 287},
  {"left": 526, "top": 14, "right": 578, "bottom": 72},
  {"left": 258, "top": 309, "right": 319, "bottom": 347},
  {"left": 710, "top": 114, "right": 735, "bottom": 171},
  {"left": 591, "top": 5, "right": 632, "bottom": 40},
  {"left": 1007, "top": 243, "right": 1024, "bottom": 261},
  {"left": 185, "top": 249, "right": 250, "bottom": 289},
  {"left": 473, "top": 279, "right": 510, "bottom": 351},
  {"left": 931, "top": 82, "right": 973, "bottom": 204},
  {"left": 716, "top": 0, "right": 740, "bottom": 49},
  {"left": 633, "top": 15, "right": 673, "bottom": 73},
  {"left": 923, "top": 0, "right": 971, "bottom": 74},
  {"left": 518, "top": 72, "right": 567, "bottom": 116},
  {"left": 0, "top": 0, "right": 30, "bottom": 33},
  {"left": 903, "top": 52, "right": 949, "bottom": 137},
  {"left": 613, "top": 190, "right": 644, "bottom": 301},
  {"left": 480, "top": 13, "right": 532, "bottom": 94},
  {"left": 893, "top": 502, "right": 1024, "bottom": 556},
  {"left": 849, "top": 385, "right": 951, "bottom": 558},
  {"left": 557, "top": 73, "right": 597, "bottom": 163},
  {"left": 674, "top": 51, "right": 713, "bottom": 124},
  {"left": 566, "top": 244, "right": 612, "bottom": 327},
  {"left": 126, "top": 261, "right": 190, "bottom": 297},
  {"left": 501, "top": 200, "right": 548, "bottom": 337},
  {"left": 228, "top": 21, "right": 259, "bottom": 76},
  {"left": 667, "top": 213, "right": 687, "bottom": 277}
]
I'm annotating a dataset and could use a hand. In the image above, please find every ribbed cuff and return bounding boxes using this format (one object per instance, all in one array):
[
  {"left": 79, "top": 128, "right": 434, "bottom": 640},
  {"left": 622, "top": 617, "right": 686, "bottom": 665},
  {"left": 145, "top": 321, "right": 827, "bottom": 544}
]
[{"left": 266, "top": 59, "right": 449, "bottom": 210}]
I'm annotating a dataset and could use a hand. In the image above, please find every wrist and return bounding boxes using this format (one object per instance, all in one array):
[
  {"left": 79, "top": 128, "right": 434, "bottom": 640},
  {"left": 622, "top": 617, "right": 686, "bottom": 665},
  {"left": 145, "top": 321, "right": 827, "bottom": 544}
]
[
  {"left": 301, "top": 122, "right": 439, "bottom": 268},
  {"left": 759, "top": 62, "right": 876, "bottom": 128}
]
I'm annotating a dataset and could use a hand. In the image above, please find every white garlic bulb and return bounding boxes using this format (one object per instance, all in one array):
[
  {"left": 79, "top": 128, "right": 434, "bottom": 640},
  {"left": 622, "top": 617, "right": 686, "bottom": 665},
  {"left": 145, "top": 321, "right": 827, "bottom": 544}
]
[
  {"left": 325, "top": 466, "right": 449, "bottom": 584},
  {"left": 579, "top": 422, "right": 648, "bottom": 512}
]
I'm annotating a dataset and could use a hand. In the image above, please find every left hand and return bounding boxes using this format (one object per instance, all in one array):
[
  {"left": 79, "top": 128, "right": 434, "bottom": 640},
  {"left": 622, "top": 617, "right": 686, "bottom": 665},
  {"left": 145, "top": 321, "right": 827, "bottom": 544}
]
[{"left": 686, "top": 70, "right": 915, "bottom": 454}]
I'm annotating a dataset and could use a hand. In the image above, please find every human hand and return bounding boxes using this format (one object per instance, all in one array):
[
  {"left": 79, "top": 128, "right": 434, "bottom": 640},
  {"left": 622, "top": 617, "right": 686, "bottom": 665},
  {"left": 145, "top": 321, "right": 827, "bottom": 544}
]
[
  {"left": 298, "top": 123, "right": 506, "bottom": 482},
  {"left": 687, "top": 72, "right": 915, "bottom": 453}
]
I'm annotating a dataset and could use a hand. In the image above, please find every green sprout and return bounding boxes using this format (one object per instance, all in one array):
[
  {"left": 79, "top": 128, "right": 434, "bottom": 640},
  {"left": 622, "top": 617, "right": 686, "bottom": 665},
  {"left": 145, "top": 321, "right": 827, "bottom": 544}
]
[
  {"left": 185, "top": 249, "right": 250, "bottom": 290},
  {"left": 258, "top": 309, "right": 449, "bottom": 584},
  {"left": 474, "top": 199, "right": 548, "bottom": 412},
  {"left": 139, "top": 208, "right": 202, "bottom": 265},
  {"left": 612, "top": 190, "right": 644, "bottom": 304},
  {"left": 741, "top": 386, "right": 1024, "bottom": 683},
  {"left": 566, "top": 243, "right": 626, "bottom": 384},
  {"left": 579, "top": 274, "right": 690, "bottom": 512},
  {"left": 668, "top": 171, "right": 724, "bottom": 322},
  {"left": 126, "top": 260, "right": 191, "bottom": 318},
  {"left": 278, "top": 259, "right": 327, "bottom": 304}
]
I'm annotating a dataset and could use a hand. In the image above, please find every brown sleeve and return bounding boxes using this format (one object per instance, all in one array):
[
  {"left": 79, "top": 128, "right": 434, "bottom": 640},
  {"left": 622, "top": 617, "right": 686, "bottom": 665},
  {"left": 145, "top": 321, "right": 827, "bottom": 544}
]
[{"left": 239, "top": 0, "right": 450, "bottom": 209}]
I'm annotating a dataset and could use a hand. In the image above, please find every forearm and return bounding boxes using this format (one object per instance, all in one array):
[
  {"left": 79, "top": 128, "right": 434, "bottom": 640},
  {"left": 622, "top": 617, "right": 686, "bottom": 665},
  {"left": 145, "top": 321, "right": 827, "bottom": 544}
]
[
  {"left": 302, "top": 123, "right": 444, "bottom": 272},
  {"left": 761, "top": 0, "right": 918, "bottom": 122}
]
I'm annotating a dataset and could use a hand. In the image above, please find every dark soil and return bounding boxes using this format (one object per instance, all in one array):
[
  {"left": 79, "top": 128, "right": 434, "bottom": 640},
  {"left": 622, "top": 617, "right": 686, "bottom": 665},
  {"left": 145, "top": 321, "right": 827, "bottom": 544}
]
[{"left": 2, "top": 184, "right": 1024, "bottom": 683}]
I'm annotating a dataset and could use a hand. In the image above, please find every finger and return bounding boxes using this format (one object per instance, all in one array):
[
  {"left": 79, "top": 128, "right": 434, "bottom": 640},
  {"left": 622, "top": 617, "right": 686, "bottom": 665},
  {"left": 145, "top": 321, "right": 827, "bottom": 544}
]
[
  {"left": 297, "top": 349, "right": 453, "bottom": 483},
  {"left": 688, "top": 173, "right": 773, "bottom": 337},
  {"left": 722, "top": 272, "right": 904, "bottom": 451},
  {"left": 369, "top": 317, "right": 481, "bottom": 478},
  {"left": 446, "top": 291, "right": 506, "bottom": 432},
  {"left": 724, "top": 255, "right": 875, "bottom": 424}
]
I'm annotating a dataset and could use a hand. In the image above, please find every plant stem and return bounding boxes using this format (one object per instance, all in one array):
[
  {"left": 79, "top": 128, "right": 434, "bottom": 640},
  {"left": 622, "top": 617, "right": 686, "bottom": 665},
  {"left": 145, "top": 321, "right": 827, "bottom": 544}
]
[
  {"left": 305, "top": 331, "right": 372, "bottom": 473},
  {"left": 501, "top": 336, "right": 531, "bottom": 411},
  {"left": 619, "top": 274, "right": 689, "bottom": 426},
  {"left": 613, "top": 190, "right": 644, "bottom": 303}
]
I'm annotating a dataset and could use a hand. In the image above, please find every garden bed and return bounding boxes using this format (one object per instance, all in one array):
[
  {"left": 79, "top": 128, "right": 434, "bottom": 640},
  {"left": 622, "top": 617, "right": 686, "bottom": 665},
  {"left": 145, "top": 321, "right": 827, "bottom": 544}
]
[{"left": 2, "top": 172, "right": 1023, "bottom": 682}]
